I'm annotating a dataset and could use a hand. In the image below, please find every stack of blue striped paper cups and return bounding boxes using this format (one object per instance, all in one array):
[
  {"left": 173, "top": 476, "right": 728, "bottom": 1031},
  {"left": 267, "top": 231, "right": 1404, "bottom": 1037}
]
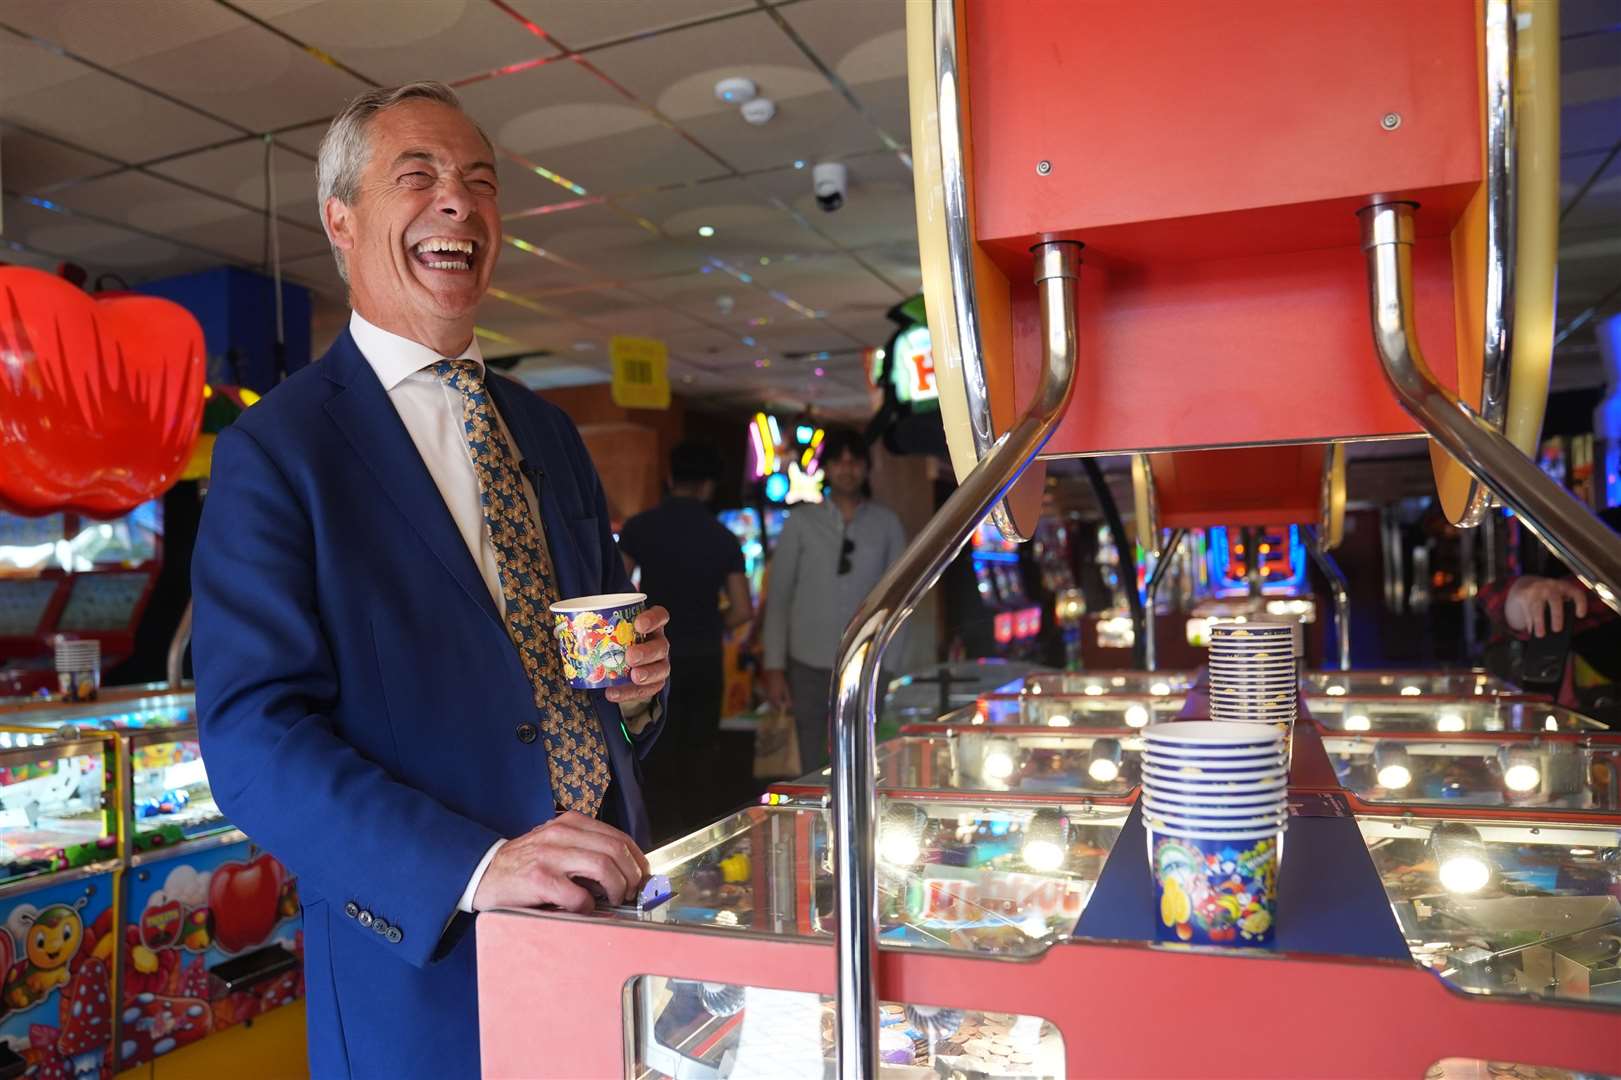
[{"left": 1141, "top": 721, "right": 1286, "bottom": 947}]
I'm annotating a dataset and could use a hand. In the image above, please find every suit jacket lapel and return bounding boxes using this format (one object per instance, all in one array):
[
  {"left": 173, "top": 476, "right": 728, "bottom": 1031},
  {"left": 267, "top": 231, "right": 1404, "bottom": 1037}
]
[{"left": 320, "top": 330, "right": 504, "bottom": 632}]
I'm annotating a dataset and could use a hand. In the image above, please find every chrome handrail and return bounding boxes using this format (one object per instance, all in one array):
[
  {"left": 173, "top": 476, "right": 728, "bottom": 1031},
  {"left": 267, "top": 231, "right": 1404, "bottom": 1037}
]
[
  {"left": 831, "top": 241, "right": 1081, "bottom": 1079},
  {"left": 1453, "top": 0, "right": 1519, "bottom": 527},
  {"left": 1143, "top": 528, "right": 1186, "bottom": 672},
  {"left": 1358, "top": 202, "right": 1621, "bottom": 613},
  {"left": 1305, "top": 526, "right": 1352, "bottom": 671},
  {"left": 933, "top": 0, "right": 1028, "bottom": 542}
]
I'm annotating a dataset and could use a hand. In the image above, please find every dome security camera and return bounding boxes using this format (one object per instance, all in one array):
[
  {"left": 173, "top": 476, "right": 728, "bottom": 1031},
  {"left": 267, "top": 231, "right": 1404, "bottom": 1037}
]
[{"left": 812, "top": 162, "right": 847, "bottom": 213}]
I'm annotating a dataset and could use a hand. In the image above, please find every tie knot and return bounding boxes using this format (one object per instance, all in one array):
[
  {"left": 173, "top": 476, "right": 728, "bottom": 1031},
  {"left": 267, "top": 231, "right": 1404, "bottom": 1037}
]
[{"left": 432, "top": 358, "right": 483, "bottom": 390}]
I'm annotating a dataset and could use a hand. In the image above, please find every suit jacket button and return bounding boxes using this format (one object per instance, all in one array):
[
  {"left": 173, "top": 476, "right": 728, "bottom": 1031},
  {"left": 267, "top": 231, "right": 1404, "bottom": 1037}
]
[
  {"left": 386, "top": 927, "right": 403, "bottom": 945},
  {"left": 373, "top": 918, "right": 390, "bottom": 936},
  {"left": 344, "top": 901, "right": 359, "bottom": 919},
  {"left": 357, "top": 910, "right": 374, "bottom": 928},
  {"left": 516, "top": 722, "right": 538, "bottom": 744}
]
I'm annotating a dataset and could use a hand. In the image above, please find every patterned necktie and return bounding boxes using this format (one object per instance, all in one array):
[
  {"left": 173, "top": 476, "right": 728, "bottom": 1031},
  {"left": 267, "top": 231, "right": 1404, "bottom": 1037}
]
[{"left": 432, "top": 359, "right": 611, "bottom": 817}]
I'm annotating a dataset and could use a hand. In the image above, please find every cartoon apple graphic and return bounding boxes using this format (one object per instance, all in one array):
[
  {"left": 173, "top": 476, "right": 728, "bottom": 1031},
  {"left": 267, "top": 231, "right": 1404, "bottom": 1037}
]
[{"left": 207, "top": 855, "right": 284, "bottom": 955}]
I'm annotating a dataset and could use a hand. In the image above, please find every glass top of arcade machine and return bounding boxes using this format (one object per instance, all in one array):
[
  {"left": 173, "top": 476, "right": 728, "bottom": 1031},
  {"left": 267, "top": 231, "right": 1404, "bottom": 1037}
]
[
  {"left": 774, "top": 732, "right": 1145, "bottom": 802},
  {"left": 643, "top": 799, "right": 1130, "bottom": 958},
  {"left": 1305, "top": 669, "right": 1524, "bottom": 699},
  {"left": 1324, "top": 733, "right": 1621, "bottom": 812},
  {"left": 1310, "top": 698, "right": 1606, "bottom": 734},
  {"left": 1357, "top": 814, "right": 1621, "bottom": 1009},
  {"left": 1003, "top": 671, "right": 1197, "bottom": 698}
]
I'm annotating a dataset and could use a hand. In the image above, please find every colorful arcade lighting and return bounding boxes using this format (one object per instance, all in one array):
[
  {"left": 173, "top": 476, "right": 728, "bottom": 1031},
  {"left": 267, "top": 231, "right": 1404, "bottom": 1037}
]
[{"left": 1430, "top": 822, "right": 1492, "bottom": 895}]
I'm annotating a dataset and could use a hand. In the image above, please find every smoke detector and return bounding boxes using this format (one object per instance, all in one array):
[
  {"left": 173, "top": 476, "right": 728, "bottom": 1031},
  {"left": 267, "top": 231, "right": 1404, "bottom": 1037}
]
[
  {"left": 740, "top": 98, "right": 776, "bottom": 126},
  {"left": 714, "top": 77, "right": 758, "bottom": 105}
]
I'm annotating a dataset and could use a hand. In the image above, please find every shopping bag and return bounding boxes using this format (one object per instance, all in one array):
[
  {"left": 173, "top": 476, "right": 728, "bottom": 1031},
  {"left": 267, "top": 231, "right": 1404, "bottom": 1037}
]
[{"left": 753, "top": 707, "right": 803, "bottom": 780}]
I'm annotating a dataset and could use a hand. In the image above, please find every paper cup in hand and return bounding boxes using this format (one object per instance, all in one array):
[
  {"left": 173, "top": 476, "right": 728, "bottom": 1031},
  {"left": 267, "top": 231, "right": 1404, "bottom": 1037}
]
[{"left": 550, "top": 592, "right": 645, "bottom": 689}]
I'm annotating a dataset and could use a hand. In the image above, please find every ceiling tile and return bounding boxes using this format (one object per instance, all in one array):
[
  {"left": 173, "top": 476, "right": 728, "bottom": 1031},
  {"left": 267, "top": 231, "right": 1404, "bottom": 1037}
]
[
  {"left": 457, "top": 58, "right": 723, "bottom": 196},
  {"left": 748, "top": 150, "right": 916, "bottom": 250},
  {"left": 112, "top": 23, "right": 373, "bottom": 132},
  {"left": 616, "top": 176, "right": 836, "bottom": 255},
  {"left": 505, "top": 0, "right": 758, "bottom": 53},
  {"left": 279, "top": 250, "right": 348, "bottom": 299},
  {"left": 253, "top": 0, "right": 557, "bottom": 86},
  {"left": 0, "top": 41, "right": 241, "bottom": 161},
  {"left": 0, "top": 127, "right": 121, "bottom": 192},
  {"left": 150, "top": 141, "right": 323, "bottom": 230},
  {"left": 0, "top": 0, "right": 247, "bottom": 68},
  {"left": 1, "top": 196, "right": 213, "bottom": 278},
  {"left": 658, "top": 88, "right": 884, "bottom": 173}
]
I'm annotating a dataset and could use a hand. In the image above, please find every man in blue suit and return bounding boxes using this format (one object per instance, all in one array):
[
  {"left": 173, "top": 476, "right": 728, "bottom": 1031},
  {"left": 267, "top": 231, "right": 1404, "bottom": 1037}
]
[{"left": 192, "top": 82, "right": 669, "bottom": 1078}]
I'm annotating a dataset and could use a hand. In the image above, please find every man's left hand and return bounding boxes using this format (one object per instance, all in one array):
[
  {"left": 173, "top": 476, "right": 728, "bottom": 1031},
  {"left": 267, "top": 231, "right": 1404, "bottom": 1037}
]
[{"left": 606, "top": 605, "right": 670, "bottom": 704}]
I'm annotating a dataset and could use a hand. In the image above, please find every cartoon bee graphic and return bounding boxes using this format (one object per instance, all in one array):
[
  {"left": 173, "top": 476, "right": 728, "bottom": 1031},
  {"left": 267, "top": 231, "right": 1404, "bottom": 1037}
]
[{"left": 3, "top": 899, "right": 87, "bottom": 1010}]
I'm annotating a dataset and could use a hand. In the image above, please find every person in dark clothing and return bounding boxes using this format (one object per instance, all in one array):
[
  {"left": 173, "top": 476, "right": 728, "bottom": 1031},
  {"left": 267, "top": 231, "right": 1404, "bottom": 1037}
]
[
  {"left": 619, "top": 442, "right": 754, "bottom": 841},
  {"left": 1477, "top": 506, "right": 1621, "bottom": 723}
]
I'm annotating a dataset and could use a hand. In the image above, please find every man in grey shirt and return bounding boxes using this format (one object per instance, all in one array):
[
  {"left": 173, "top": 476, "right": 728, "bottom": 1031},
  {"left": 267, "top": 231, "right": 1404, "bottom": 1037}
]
[{"left": 760, "top": 427, "right": 909, "bottom": 771}]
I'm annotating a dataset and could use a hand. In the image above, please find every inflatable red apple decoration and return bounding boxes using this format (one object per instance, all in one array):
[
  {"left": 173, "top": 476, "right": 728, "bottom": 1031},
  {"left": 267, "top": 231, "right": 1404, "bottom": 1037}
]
[{"left": 0, "top": 266, "right": 206, "bottom": 517}]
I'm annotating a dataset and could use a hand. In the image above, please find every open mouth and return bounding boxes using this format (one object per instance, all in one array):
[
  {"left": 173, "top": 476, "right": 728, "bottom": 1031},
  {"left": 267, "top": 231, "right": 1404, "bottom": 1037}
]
[{"left": 411, "top": 236, "right": 479, "bottom": 273}]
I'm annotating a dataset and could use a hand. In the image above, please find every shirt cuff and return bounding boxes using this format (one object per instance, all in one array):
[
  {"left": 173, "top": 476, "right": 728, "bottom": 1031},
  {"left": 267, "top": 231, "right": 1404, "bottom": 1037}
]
[
  {"left": 459, "top": 839, "right": 506, "bottom": 913},
  {"left": 621, "top": 695, "right": 659, "bottom": 736}
]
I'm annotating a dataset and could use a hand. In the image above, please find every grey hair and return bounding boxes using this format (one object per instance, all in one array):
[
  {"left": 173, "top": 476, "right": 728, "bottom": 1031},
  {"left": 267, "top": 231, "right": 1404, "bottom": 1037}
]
[{"left": 316, "top": 81, "right": 495, "bottom": 283}]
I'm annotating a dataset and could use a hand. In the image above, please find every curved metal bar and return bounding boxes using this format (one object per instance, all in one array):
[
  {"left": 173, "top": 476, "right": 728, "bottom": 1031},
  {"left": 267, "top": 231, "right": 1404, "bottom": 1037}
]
[
  {"left": 1143, "top": 528, "right": 1186, "bottom": 672},
  {"left": 933, "top": 0, "right": 1028, "bottom": 542},
  {"left": 832, "top": 241, "right": 1081, "bottom": 1079},
  {"left": 1358, "top": 202, "right": 1621, "bottom": 613},
  {"left": 1452, "top": 0, "right": 1520, "bottom": 527},
  {"left": 1304, "top": 526, "right": 1352, "bottom": 671},
  {"left": 166, "top": 599, "right": 193, "bottom": 690}
]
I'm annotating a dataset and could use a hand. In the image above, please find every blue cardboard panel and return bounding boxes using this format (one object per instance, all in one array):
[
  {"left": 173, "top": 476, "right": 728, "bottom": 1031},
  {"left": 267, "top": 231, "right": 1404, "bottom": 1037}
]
[
  {"left": 1074, "top": 804, "right": 1411, "bottom": 961},
  {"left": 120, "top": 840, "right": 302, "bottom": 1069},
  {"left": 0, "top": 870, "right": 119, "bottom": 1076}
]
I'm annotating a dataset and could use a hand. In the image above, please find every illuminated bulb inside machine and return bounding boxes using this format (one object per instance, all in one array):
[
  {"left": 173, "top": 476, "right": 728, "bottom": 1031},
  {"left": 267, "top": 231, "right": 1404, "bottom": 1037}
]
[
  {"left": 1149, "top": 682, "right": 1170, "bottom": 697},
  {"left": 982, "top": 740, "right": 1017, "bottom": 781},
  {"left": 1022, "top": 809, "right": 1069, "bottom": 871},
  {"left": 1326, "top": 685, "right": 1347, "bottom": 697},
  {"left": 1373, "top": 742, "right": 1412, "bottom": 790},
  {"left": 877, "top": 802, "right": 927, "bottom": 867},
  {"left": 1400, "top": 686, "right": 1423, "bottom": 697},
  {"left": 1087, "top": 738, "right": 1123, "bottom": 783},
  {"left": 1083, "top": 685, "right": 1104, "bottom": 696},
  {"left": 1544, "top": 715, "right": 1559, "bottom": 732},
  {"left": 1124, "top": 704, "right": 1150, "bottom": 728},
  {"left": 1498, "top": 746, "right": 1542, "bottom": 793},
  {"left": 1436, "top": 711, "right": 1466, "bottom": 733},
  {"left": 1047, "top": 713, "right": 1072, "bottom": 728},
  {"left": 1344, "top": 713, "right": 1372, "bottom": 732},
  {"left": 1431, "top": 822, "right": 1491, "bottom": 895}
]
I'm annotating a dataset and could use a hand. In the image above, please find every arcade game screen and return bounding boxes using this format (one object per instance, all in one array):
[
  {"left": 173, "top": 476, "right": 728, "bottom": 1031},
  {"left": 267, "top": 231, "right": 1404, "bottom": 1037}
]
[{"left": 0, "top": 738, "right": 111, "bottom": 881}]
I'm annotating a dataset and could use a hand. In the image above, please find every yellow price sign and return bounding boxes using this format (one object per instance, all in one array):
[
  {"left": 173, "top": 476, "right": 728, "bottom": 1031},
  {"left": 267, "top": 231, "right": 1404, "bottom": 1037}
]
[{"left": 609, "top": 335, "right": 671, "bottom": 410}]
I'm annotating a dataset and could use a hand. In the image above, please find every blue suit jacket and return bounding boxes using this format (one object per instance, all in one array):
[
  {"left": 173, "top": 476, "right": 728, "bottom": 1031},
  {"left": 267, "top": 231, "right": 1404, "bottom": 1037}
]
[{"left": 192, "top": 329, "right": 662, "bottom": 1078}]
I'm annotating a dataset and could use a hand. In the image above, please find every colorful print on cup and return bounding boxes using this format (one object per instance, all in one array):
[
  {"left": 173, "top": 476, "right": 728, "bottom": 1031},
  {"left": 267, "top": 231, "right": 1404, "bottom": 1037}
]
[
  {"left": 550, "top": 592, "right": 645, "bottom": 689},
  {"left": 1151, "top": 829, "right": 1279, "bottom": 948}
]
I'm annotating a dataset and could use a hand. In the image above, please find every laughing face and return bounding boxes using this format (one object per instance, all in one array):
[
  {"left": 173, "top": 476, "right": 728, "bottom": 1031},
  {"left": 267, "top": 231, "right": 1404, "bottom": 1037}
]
[{"left": 323, "top": 98, "right": 501, "bottom": 355}]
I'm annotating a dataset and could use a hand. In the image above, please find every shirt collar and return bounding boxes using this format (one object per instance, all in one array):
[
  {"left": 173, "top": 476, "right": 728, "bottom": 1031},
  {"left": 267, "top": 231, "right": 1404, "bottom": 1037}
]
[{"left": 349, "top": 310, "right": 486, "bottom": 392}]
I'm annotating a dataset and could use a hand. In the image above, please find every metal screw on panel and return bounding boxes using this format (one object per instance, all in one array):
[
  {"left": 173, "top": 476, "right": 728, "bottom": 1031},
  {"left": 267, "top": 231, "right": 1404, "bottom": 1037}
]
[
  {"left": 1380, "top": 112, "right": 1402, "bottom": 131},
  {"left": 1036, "top": 160, "right": 1052, "bottom": 175}
]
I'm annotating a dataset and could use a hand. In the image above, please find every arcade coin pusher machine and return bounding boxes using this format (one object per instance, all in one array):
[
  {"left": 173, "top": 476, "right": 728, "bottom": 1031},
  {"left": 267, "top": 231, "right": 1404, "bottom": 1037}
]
[{"left": 475, "top": 2, "right": 1621, "bottom": 1077}]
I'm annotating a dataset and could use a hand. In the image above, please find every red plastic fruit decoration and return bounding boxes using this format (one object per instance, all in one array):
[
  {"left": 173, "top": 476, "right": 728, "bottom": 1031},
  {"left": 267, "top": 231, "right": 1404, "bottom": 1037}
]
[{"left": 0, "top": 266, "right": 206, "bottom": 518}]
